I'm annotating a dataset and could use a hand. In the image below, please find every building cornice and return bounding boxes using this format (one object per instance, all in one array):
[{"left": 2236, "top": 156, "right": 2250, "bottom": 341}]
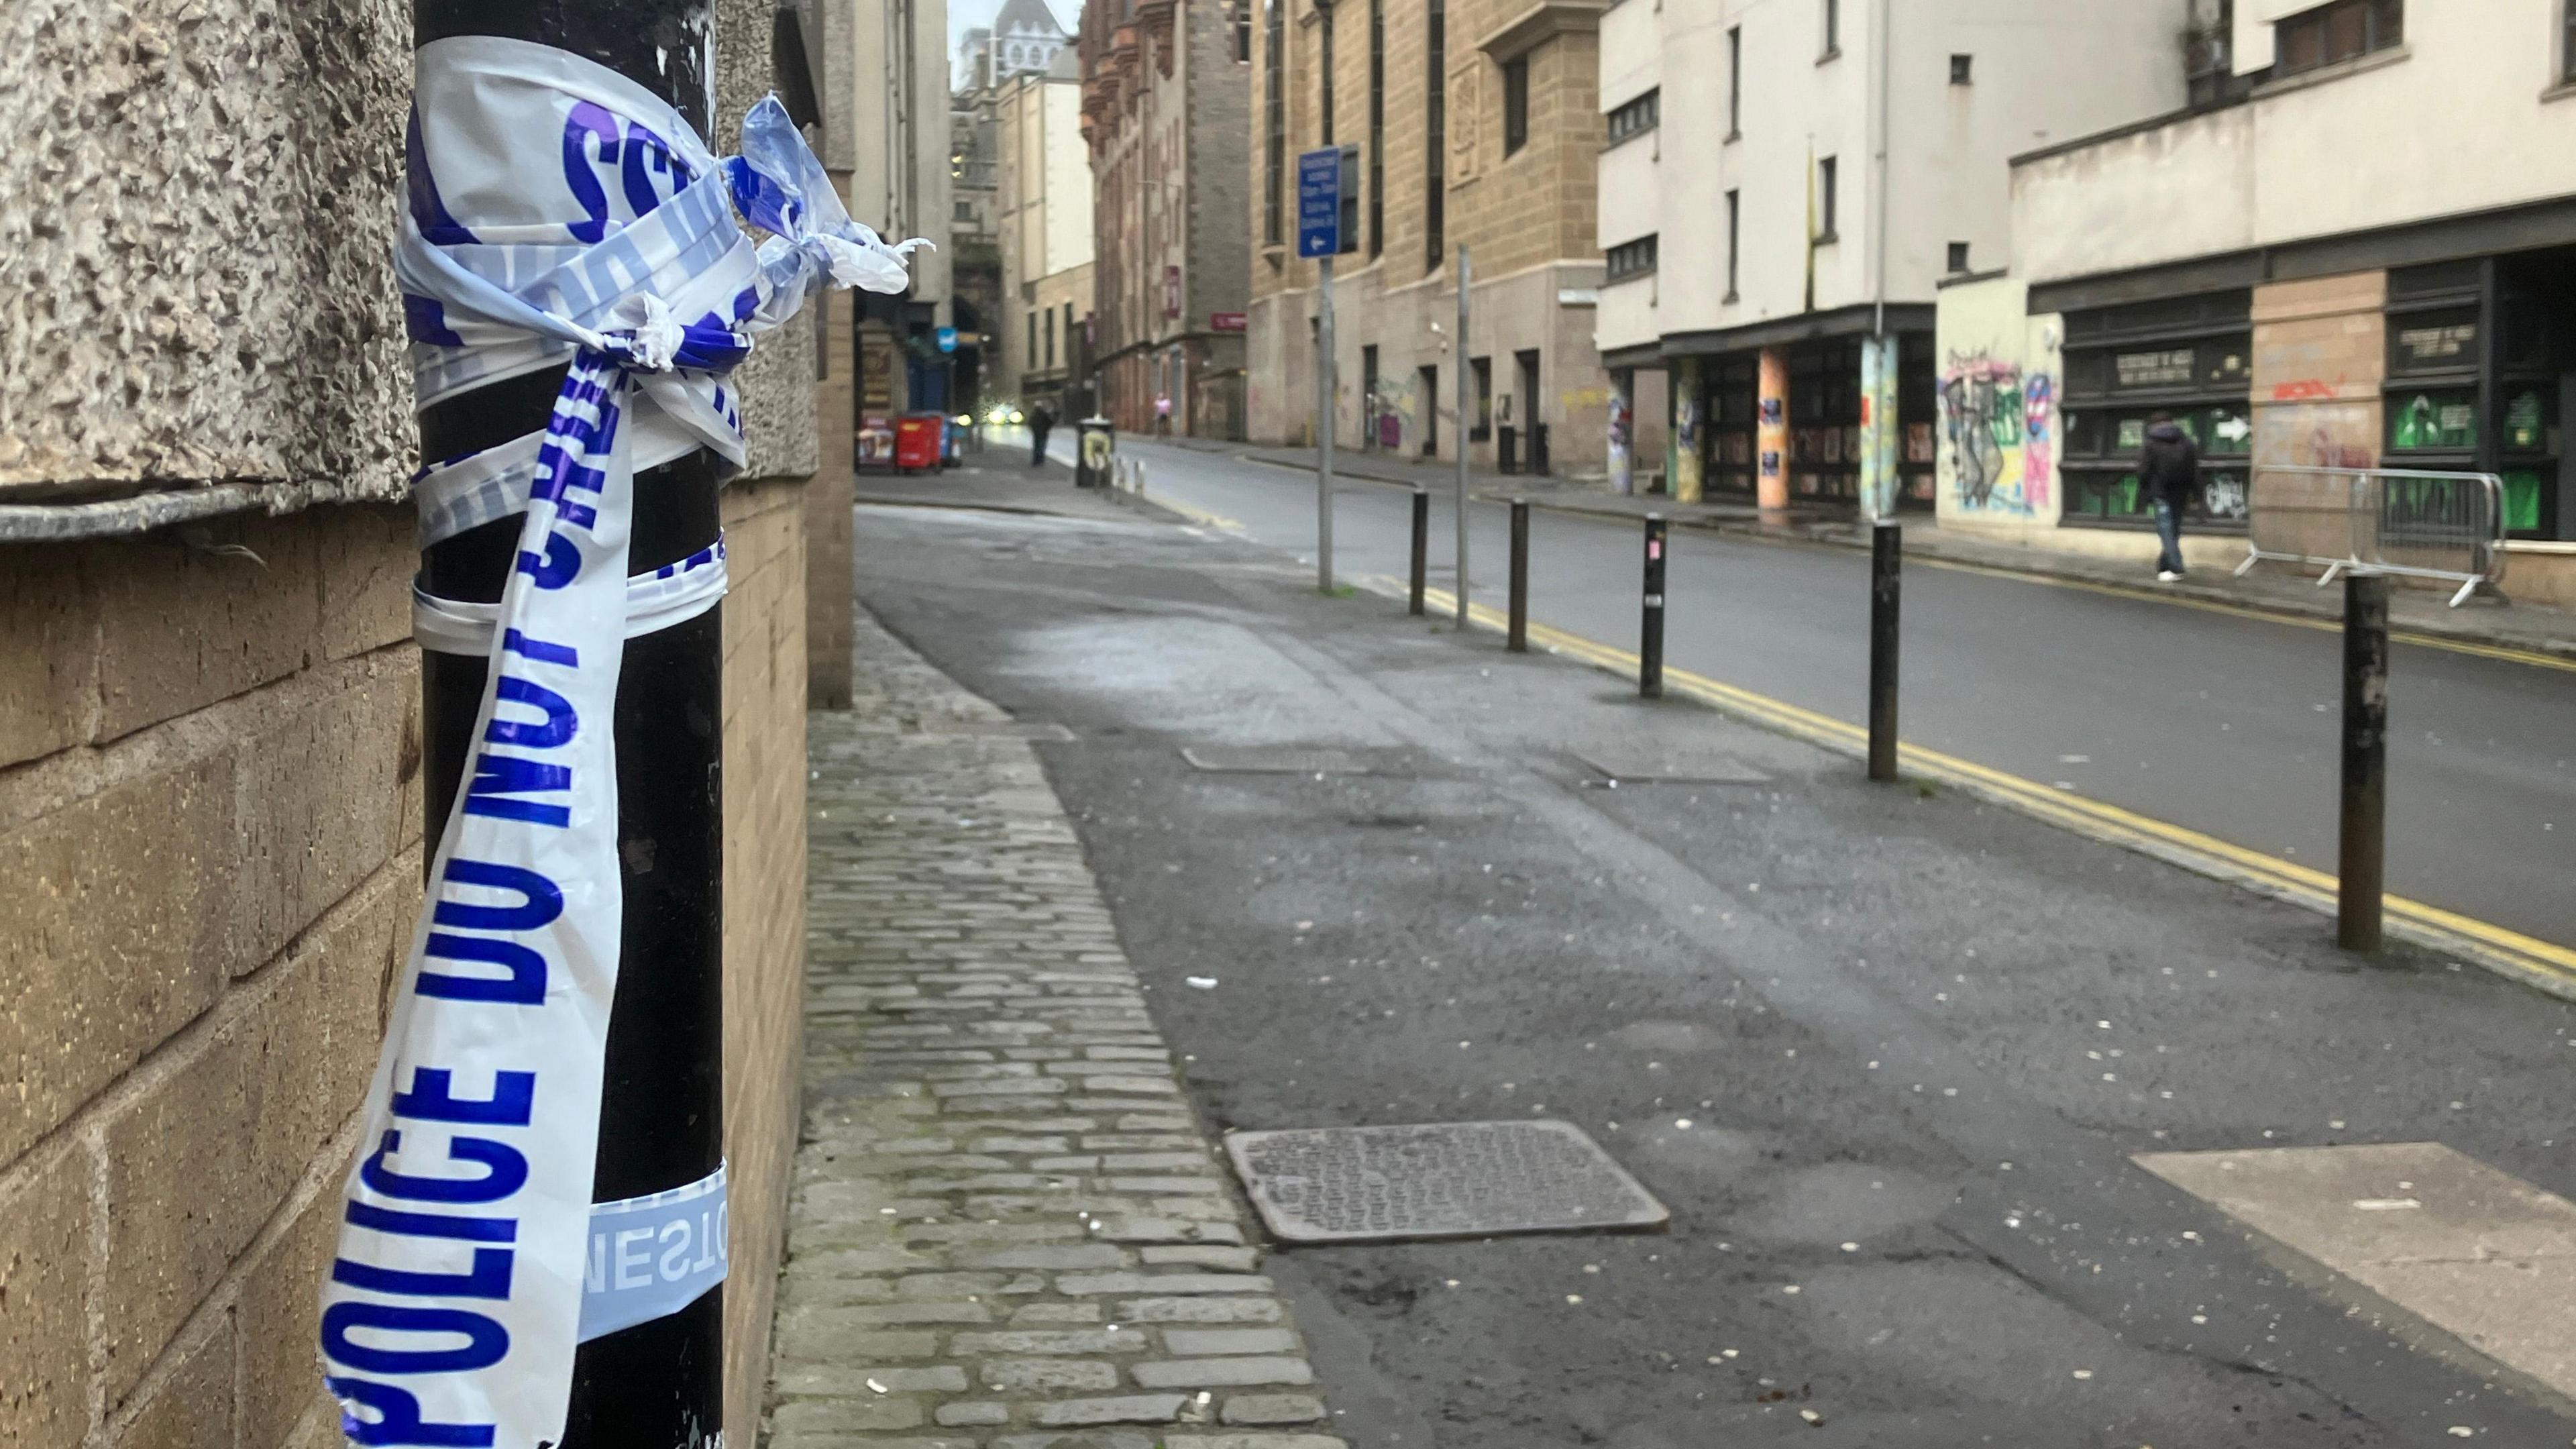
[{"left": 1477, "top": 0, "right": 1611, "bottom": 63}]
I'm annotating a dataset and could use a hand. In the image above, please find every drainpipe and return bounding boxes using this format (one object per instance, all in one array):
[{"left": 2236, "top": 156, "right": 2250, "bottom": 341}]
[
  {"left": 1870, "top": 0, "right": 1890, "bottom": 341},
  {"left": 411, "top": 0, "right": 727, "bottom": 1442}
]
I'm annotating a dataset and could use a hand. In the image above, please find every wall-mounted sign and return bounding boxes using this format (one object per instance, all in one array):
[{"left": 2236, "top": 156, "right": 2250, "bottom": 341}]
[
  {"left": 2395, "top": 321, "right": 2477, "bottom": 370},
  {"left": 2113, "top": 348, "right": 2194, "bottom": 390},
  {"left": 1210, "top": 311, "right": 1248, "bottom": 333},
  {"left": 935, "top": 325, "right": 959, "bottom": 353}
]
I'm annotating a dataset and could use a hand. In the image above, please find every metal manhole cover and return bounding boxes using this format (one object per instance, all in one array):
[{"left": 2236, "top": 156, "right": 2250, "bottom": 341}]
[
  {"left": 921, "top": 720, "right": 1077, "bottom": 741},
  {"left": 1224, "top": 1120, "right": 1669, "bottom": 1244},
  {"left": 1575, "top": 743, "right": 1770, "bottom": 784},
  {"left": 1182, "top": 745, "right": 1379, "bottom": 775}
]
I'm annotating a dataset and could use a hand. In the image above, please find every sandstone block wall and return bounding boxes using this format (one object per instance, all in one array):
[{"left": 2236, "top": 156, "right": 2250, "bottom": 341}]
[{"left": 0, "top": 506, "right": 424, "bottom": 1448}]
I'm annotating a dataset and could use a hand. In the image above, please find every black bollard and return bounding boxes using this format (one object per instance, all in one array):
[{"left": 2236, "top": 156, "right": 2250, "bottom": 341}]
[
  {"left": 1640, "top": 513, "right": 1666, "bottom": 698},
  {"left": 2339, "top": 572, "right": 2389, "bottom": 951},
  {"left": 413, "top": 0, "right": 725, "bottom": 1440},
  {"left": 1868, "top": 521, "right": 1901, "bottom": 782},
  {"left": 1507, "top": 498, "right": 1530, "bottom": 653},
  {"left": 1409, "top": 488, "right": 1429, "bottom": 616}
]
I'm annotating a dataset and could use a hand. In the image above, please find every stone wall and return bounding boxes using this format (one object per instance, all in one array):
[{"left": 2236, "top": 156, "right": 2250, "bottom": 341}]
[
  {"left": 717, "top": 476, "right": 816, "bottom": 1436},
  {"left": 0, "top": 506, "right": 423, "bottom": 1448}
]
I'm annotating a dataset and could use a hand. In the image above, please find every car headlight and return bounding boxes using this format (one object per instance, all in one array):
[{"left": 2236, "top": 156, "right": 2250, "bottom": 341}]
[
  {"left": 1007, "top": 409, "right": 1024, "bottom": 424},
  {"left": 955, "top": 414, "right": 973, "bottom": 427}
]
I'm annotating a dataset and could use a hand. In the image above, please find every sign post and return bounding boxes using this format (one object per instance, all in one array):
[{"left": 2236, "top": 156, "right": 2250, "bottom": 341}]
[
  {"left": 1455, "top": 244, "right": 1472, "bottom": 627},
  {"left": 1299, "top": 145, "right": 1358, "bottom": 593}
]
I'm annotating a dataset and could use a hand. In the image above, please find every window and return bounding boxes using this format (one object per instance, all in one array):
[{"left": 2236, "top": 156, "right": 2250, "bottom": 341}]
[
  {"left": 1044, "top": 308, "right": 1056, "bottom": 368},
  {"left": 1026, "top": 311, "right": 1038, "bottom": 368},
  {"left": 2566, "top": 0, "right": 2576, "bottom": 83},
  {"left": 1816, "top": 155, "right": 1837, "bottom": 241},
  {"left": 1470, "top": 357, "right": 1493, "bottom": 440},
  {"left": 1949, "top": 52, "right": 1973, "bottom": 84},
  {"left": 1502, "top": 57, "right": 1529, "bottom": 155},
  {"left": 2273, "top": 0, "right": 2401, "bottom": 77},
  {"left": 1369, "top": 0, "right": 1385, "bottom": 257},
  {"left": 1063, "top": 303, "right": 1074, "bottom": 364},
  {"left": 1726, "top": 27, "right": 1743, "bottom": 137},
  {"left": 1417, "top": 364, "right": 1440, "bottom": 455},
  {"left": 1947, "top": 241, "right": 1970, "bottom": 273},
  {"left": 1724, "top": 189, "right": 1739, "bottom": 298},
  {"left": 1320, "top": 6, "right": 1336, "bottom": 144},
  {"left": 1426, "top": 0, "right": 1446, "bottom": 268},
  {"left": 1821, "top": 0, "right": 1840, "bottom": 58},
  {"left": 1606, "top": 234, "right": 1658, "bottom": 282},
  {"left": 1263, "top": 0, "right": 1284, "bottom": 243},
  {"left": 1233, "top": 0, "right": 1251, "bottom": 62},
  {"left": 1606, "top": 88, "right": 1659, "bottom": 145}
]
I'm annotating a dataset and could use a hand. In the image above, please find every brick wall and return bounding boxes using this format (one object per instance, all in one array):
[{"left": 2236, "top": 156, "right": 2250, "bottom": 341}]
[
  {"left": 2251, "top": 270, "right": 2387, "bottom": 564},
  {"left": 0, "top": 506, "right": 423, "bottom": 1448},
  {"left": 810, "top": 280, "right": 858, "bottom": 710},
  {"left": 717, "top": 476, "right": 814, "bottom": 1436},
  {"left": 0, "top": 480, "right": 819, "bottom": 1445}
]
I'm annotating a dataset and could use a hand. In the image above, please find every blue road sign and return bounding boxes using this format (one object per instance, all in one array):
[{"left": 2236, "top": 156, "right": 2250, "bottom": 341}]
[
  {"left": 1297, "top": 148, "right": 1342, "bottom": 258},
  {"left": 935, "top": 325, "right": 959, "bottom": 353}
]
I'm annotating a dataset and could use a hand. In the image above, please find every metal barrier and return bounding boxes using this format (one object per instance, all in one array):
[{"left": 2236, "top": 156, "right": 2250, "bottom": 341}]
[{"left": 2237, "top": 464, "right": 2506, "bottom": 607}]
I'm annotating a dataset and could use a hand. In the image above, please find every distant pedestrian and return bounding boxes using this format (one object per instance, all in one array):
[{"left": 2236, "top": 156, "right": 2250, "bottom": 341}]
[
  {"left": 1155, "top": 393, "right": 1173, "bottom": 436},
  {"left": 1028, "top": 402, "right": 1055, "bottom": 467},
  {"left": 2139, "top": 411, "right": 2200, "bottom": 582}
]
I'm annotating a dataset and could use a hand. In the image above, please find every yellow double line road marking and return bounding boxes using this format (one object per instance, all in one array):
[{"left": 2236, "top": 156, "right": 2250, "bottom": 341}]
[{"left": 1385, "top": 579, "right": 2576, "bottom": 1003}]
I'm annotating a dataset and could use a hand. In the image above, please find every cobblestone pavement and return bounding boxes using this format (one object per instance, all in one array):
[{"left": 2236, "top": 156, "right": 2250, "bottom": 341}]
[{"left": 763, "top": 606, "right": 1344, "bottom": 1449}]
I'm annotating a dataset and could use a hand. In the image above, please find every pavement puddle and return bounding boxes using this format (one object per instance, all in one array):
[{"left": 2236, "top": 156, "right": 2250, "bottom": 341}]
[{"left": 2136, "top": 1142, "right": 2576, "bottom": 1402}]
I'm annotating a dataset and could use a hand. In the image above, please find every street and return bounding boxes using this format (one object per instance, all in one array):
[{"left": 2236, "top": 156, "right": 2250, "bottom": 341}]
[
  {"left": 851, "top": 456, "right": 2576, "bottom": 1446},
  {"left": 1090, "top": 436, "right": 2576, "bottom": 955}
]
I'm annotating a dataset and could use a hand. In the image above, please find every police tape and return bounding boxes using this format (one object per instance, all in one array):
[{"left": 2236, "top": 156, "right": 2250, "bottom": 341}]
[{"left": 321, "top": 36, "right": 914, "bottom": 1448}]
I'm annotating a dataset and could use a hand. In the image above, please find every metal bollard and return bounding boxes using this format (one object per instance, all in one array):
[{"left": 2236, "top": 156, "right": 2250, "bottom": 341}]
[
  {"left": 1640, "top": 513, "right": 1666, "bottom": 698},
  {"left": 2339, "top": 572, "right": 2390, "bottom": 951},
  {"left": 1408, "top": 488, "right": 1429, "bottom": 616},
  {"left": 1134, "top": 460, "right": 1146, "bottom": 500},
  {"left": 1507, "top": 498, "right": 1530, "bottom": 652},
  {"left": 1868, "top": 521, "right": 1901, "bottom": 782}
]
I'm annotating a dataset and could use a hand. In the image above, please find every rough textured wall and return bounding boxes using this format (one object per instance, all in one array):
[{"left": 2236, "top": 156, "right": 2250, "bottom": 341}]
[
  {"left": 0, "top": 0, "right": 413, "bottom": 500},
  {"left": 0, "top": 508, "right": 423, "bottom": 1449}
]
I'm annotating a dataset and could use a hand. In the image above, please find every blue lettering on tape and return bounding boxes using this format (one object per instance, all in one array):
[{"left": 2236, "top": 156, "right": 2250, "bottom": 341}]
[
  {"left": 462, "top": 753, "right": 572, "bottom": 828},
  {"left": 362, "top": 1130, "right": 530, "bottom": 1205},
  {"left": 576, "top": 1163, "right": 727, "bottom": 1342},
  {"left": 322, "top": 1301, "right": 512, "bottom": 1375},
  {"left": 391, "top": 1068, "right": 536, "bottom": 1126},
  {"left": 326, "top": 1375, "right": 496, "bottom": 1448}
]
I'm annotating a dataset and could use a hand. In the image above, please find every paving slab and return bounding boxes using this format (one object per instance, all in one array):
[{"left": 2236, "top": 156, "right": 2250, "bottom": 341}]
[{"left": 767, "top": 609, "right": 1346, "bottom": 1446}]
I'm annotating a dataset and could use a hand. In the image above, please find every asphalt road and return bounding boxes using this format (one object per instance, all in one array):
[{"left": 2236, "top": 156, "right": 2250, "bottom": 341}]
[
  {"left": 853, "top": 476, "right": 2576, "bottom": 1448},
  {"left": 1094, "top": 436, "right": 2576, "bottom": 951}
]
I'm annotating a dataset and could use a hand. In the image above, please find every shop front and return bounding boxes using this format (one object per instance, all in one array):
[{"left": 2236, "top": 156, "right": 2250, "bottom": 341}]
[
  {"left": 2055, "top": 290, "right": 2254, "bottom": 533},
  {"left": 1675, "top": 325, "right": 1934, "bottom": 514}
]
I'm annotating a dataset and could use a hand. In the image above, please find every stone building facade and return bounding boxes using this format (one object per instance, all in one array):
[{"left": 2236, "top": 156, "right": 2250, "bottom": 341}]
[
  {"left": 996, "top": 52, "right": 1099, "bottom": 418},
  {"left": 1246, "top": 0, "right": 1609, "bottom": 473},
  {"left": 0, "top": 1, "right": 837, "bottom": 1440},
  {"left": 1081, "top": 0, "right": 1254, "bottom": 439}
]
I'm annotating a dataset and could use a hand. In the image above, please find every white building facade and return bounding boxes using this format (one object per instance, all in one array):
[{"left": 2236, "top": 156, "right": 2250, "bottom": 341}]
[
  {"left": 1596, "top": 0, "right": 2180, "bottom": 511},
  {"left": 1945, "top": 0, "right": 2576, "bottom": 598}
]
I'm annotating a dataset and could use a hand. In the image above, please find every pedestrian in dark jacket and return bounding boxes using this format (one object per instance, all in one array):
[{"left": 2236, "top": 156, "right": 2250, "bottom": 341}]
[
  {"left": 1028, "top": 403, "right": 1055, "bottom": 468},
  {"left": 2138, "top": 412, "right": 2199, "bottom": 581}
]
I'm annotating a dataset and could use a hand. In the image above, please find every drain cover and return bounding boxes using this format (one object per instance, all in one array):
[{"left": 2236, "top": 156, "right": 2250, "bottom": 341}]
[
  {"left": 1182, "top": 745, "right": 1378, "bottom": 775},
  {"left": 1224, "top": 1120, "right": 1668, "bottom": 1244},
  {"left": 1575, "top": 743, "right": 1769, "bottom": 784}
]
